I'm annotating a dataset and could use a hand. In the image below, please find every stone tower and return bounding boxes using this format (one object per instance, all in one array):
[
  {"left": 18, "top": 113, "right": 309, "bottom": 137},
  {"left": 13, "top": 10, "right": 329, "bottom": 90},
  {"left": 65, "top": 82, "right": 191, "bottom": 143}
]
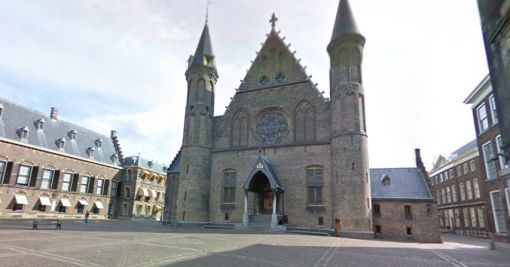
[
  {"left": 175, "top": 20, "right": 218, "bottom": 222},
  {"left": 328, "top": 0, "right": 372, "bottom": 237}
]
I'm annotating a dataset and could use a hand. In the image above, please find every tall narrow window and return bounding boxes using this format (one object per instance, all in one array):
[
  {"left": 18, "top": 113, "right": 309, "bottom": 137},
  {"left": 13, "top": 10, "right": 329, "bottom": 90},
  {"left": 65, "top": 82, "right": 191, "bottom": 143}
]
[
  {"left": 451, "top": 185, "right": 457, "bottom": 202},
  {"left": 463, "top": 208, "right": 470, "bottom": 227},
  {"left": 470, "top": 208, "right": 477, "bottom": 228},
  {"left": 404, "top": 205, "right": 412, "bottom": 220},
  {"left": 110, "top": 181, "right": 118, "bottom": 197},
  {"left": 232, "top": 111, "right": 248, "bottom": 147},
  {"left": 96, "top": 179, "right": 104, "bottom": 195},
  {"left": 307, "top": 167, "right": 323, "bottom": 205},
  {"left": 373, "top": 204, "right": 381, "bottom": 217},
  {"left": 463, "top": 162, "right": 469, "bottom": 174},
  {"left": 470, "top": 160, "right": 476, "bottom": 172},
  {"left": 223, "top": 171, "right": 236, "bottom": 204},
  {"left": 62, "top": 173, "right": 72, "bottom": 191},
  {"left": 441, "top": 188, "right": 446, "bottom": 205},
  {"left": 459, "top": 183, "right": 466, "bottom": 201},
  {"left": 477, "top": 207, "right": 485, "bottom": 228},
  {"left": 125, "top": 186, "right": 131, "bottom": 199},
  {"left": 477, "top": 103, "right": 489, "bottom": 133},
  {"left": 506, "top": 188, "right": 510, "bottom": 214},
  {"left": 490, "top": 191, "right": 507, "bottom": 233},
  {"left": 473, "top": 178, "right": 480, "bottom": 199},
  {"left": 40, "top": 169, "right": 54, "bottom": 189},
  {"left": 80, "top": 176, "right": 89, "bottom": 193},
  {"left": 446, "top": 187, "right": 451, "bottom": 203},
  {"left": 489, "top": 95, "right": 498, "bottom": 125},
  {"left": 466, "top": 180, "right": 473, "bottom": 200},
  {"left": 496, "top": 135, "right": 509, "bottom": 169},
  {"left": 16, "top": 165, "right": 32, "bottom": 186},
  {"left": 482, "top": 141, "right": 497, "bottom": 180},
  {"left": 295, "top": 101, "right": 314, "bottom": 142},
  {"left": 436, "top": 190, "right": 442, "bottom": 205},
  {"left": 0, "top": 161, "right": 5, "bottom": 184}
]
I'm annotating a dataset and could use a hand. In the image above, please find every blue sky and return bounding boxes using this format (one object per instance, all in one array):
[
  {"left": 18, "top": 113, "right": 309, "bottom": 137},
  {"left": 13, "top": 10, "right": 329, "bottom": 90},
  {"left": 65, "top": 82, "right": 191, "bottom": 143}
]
[{"left": 0, "top": 0, "right": 488, "bottom": 169}]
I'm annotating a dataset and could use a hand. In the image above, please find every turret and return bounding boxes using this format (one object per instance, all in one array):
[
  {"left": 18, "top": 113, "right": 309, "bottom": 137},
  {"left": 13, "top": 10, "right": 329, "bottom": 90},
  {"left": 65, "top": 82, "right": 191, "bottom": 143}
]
[
  {"left": 328, "top": 0, "right": 372, "bottom": 237},
  {"left": 176, "top": 20, "right": 218, "bottom": 223}
]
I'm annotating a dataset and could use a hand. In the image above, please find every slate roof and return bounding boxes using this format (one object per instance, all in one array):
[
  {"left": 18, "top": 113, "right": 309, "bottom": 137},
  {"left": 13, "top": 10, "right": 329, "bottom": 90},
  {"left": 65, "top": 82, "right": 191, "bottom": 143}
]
[
  {"left": 331, "top": 0, "right": 360, "bottom": 42},
  {"left": 370, "top": 168, "right": 433, "bottom": 201},
  {"left": 449, "top": 139, "right": 477, "bottom": 161},
  {"left": 124, "top": 155, "right": 166, "bottom": 174},
  {"left": 167, "top": 150, "right": 181, "bottom": 174},
  {"left": 0, "top": 97, "right": 120, "bottom": 167},
  {"left": 190, "top": 23, "right": 215, "bottom": 69}
]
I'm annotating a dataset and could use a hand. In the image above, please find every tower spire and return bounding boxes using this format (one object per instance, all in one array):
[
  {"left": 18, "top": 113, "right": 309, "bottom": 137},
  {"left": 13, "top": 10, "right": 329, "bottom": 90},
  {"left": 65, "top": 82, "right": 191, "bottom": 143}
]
[
  {"left": 330, "top": 0, "right": 360, "bottom": 42},
  {"left": 189, "top": 20, "right": 215, "bottom": 69}
]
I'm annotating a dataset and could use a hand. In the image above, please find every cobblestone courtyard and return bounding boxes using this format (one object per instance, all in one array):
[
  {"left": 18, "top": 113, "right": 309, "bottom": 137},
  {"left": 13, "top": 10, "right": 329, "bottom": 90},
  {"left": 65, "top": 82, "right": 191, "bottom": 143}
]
[{"left": 0, "top": 219, "right": 508, "bottom": 267}]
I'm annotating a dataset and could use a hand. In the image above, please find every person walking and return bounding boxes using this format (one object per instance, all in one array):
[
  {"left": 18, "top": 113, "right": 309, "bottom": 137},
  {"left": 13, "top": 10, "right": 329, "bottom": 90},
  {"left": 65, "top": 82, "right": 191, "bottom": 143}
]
[{"left": 84, "top": 210, "right": 90, "bottom": 224}]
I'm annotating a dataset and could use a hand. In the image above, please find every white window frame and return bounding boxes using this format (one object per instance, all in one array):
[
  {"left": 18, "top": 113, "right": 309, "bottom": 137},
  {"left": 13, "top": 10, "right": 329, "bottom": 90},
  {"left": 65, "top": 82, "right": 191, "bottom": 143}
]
[
  {"left": 466, "top": 180, "right": 473, "bottom": 200},
  {"left": 80, "top": 176, "right": 89, "bottom": 193},
  {"left": 451, "top": 185, "right": 457, "bottom": 202},
  {"left": 16, "top": 165, "right": 32, "bottom": 186},
  {"left": 496, "top": 135, "right": 509, "bottom": 170},
  {"left": 478, "top": 206, "right": 485, "bottom": 228},
  {"left": 96, "top": 179, "right": 104, "bottom": 195},
  {"left": 62, "top": 173, "right": 73, "bottom": 191},
  {"left": 459, "top": 182, "right": 466, "bottom": 201},
  {"left": 490, "top": 190, "right": 506, "bottom": 233},
  {"left": 0, "top": 160, "right": 6, "bottom": 184},
  {"left": 477, "top": 103, "right": 489, "bottom": 133},
  {"left": 473, "top": 178, "right": 480, "bottom": 199},
  {"left": 470, "top": 160, "right": 476, "bottom": 172},
  {"left": 40, "top": 169, "right": 54, "bottom": 189},
  {"left": 489, "top": 94, "right": 498, "bottom": 125},
  {"left": 446, "top": 186, "right": 451, "bottom": 203},
  {"left": 482, "top": 141, "right": 497, "bottom": 180},
  {"left": 506, "top": 188, "right": 510, "bottom": 215}
]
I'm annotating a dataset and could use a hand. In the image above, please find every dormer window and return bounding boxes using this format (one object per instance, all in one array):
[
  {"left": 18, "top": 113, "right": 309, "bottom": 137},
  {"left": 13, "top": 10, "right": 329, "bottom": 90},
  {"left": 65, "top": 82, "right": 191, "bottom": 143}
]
[
  {"left": 111, "top": 154, "right": 118, "bottom": 163},
  {"left": 95, "top": 138, "right": 103, "bottom": 148},
  {"left": 68, "top": 130, "right": 77, "bottom": 140},
  {"left": 381, "top": 174, "right": 391, "bottom": 186},
  {"left": 0, "top": 103, "right": 4, "bottom": 118},
  {"left": 148, "top": 161, "right": 154, "bottom": 168},
  {"left": 56, "top": 138, "right": 66, "bottom": 150},
  {"left": 19, "top": 126, "right": 29, "bottom": 140},
  {"left": 35, "top": 118, "right": 45, "bottom": 130},
  {"left": 87, "top": 147, "right": 95, "bottom": 158}
]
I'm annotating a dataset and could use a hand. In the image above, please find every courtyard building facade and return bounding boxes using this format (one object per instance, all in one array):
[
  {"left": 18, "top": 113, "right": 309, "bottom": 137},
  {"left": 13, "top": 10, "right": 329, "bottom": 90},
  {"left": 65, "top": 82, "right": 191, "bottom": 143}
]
[
  {"left": 465, "top": 75, "right": 510, "bottom": 243},
  {"left": 429, "top": 140, "right": 490, "bottom": 238},
  {"left": 115, "top": 156, "right": 166, "bottom": 220},
  {"left": 0, "top": 98, "right": 122, "bottom": 219}
]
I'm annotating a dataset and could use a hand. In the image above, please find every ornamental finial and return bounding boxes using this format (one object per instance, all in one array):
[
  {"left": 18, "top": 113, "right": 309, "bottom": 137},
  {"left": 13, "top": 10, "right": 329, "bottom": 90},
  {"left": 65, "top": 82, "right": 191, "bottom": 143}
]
[{"left": 270, "top": 13, "right": 278, "bottom": 31}]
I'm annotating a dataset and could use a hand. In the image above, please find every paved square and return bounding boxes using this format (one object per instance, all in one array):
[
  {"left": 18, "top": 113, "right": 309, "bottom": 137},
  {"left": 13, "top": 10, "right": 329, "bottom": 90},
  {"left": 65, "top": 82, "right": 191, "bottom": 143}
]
[{"left": 0, "top": 220, "right": 508, "bottom": 267}]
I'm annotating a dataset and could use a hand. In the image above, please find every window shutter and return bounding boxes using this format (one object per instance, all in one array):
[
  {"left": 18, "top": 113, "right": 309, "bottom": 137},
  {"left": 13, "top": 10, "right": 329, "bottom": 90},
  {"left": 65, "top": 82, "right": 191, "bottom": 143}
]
[
  {"left": 88, "top": 177, "right": 95, "bottom": 194},
  {"left": 29, "top": 166, "right": 39, "bottom": 187},
  {"left": 71, "top": 174, "right": 80, "bottom": 191},
  {"left": 116, "top": 182, "right": 122, "bottom": 197},
  {"left": 3, "top": 162, "right": 13, "bottom": 184},
  {"left": 52, "top": 170, "right": 60, "bottom": 190},
  {"left": 103, "top": 179, "right": 110, "bottom": 195}
]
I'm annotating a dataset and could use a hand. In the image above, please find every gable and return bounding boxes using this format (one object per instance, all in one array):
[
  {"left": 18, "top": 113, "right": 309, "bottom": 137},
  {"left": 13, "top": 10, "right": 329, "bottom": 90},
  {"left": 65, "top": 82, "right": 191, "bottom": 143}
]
[{"left": 238, "top": 31, "right": 309, "bottom": 92}]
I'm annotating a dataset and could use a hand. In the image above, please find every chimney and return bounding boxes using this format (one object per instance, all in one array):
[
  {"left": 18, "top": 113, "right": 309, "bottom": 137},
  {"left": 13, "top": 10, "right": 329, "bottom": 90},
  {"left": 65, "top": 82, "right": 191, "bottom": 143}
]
[
  {"left": 415, "top": 148, "right": 425, "bottom": 171},
  {"left": 50, "top": 107, "right": 59, "bottom": 120}
]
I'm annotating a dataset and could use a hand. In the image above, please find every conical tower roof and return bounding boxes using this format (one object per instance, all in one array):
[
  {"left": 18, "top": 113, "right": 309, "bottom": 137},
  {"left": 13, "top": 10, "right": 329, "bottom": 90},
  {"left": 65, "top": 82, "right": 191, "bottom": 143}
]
[
  {"left": 330, "top": 0, "right": 360, "bottom": 42},
  {"left": 190, "top": 23, "right": 215, "bottom": 69}
]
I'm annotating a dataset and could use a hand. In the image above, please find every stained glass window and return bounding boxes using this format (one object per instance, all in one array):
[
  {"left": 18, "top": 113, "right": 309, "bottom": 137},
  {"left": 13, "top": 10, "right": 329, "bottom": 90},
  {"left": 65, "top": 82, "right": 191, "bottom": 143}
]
[{"left": 255, "top": 111, "right": 288, "bottom": 144}]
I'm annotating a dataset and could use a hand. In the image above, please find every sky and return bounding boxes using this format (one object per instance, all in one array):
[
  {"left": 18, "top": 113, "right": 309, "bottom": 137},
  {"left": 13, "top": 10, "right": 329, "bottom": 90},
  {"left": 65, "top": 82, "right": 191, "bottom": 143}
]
[{"left": 0, "top": 0, "right": 489, "bottom": 169}]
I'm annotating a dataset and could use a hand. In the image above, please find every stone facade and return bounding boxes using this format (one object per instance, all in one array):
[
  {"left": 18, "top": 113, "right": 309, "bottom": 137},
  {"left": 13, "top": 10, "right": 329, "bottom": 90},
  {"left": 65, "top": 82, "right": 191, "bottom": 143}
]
[
  {"left": 167, "top": 1, "right": 372, "bottom": 237},
  {"left": 372, "top": 200, "right": 440, "bottom": 243},
  {"left": 114, "top": 156, "right": 166, "bottom": 220}
]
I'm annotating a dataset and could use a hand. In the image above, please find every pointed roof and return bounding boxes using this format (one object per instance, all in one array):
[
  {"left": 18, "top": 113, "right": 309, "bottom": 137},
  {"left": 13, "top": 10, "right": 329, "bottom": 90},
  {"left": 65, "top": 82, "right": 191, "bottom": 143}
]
[
  {"left": 243, "top": 154, "right": 283, "bottom": 191},
  {"left": 331, "top": 0, "right": 360, "bottom": 42},
  {"left": 190, "top": 23, "right": 215, "bottom": 69}
]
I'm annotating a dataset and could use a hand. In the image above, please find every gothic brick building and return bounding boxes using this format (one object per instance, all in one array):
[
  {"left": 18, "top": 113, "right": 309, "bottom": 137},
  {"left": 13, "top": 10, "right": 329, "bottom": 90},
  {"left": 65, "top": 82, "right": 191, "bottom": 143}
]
[{"left": 165, "top": 0, "right": 440, "bottom": 242}]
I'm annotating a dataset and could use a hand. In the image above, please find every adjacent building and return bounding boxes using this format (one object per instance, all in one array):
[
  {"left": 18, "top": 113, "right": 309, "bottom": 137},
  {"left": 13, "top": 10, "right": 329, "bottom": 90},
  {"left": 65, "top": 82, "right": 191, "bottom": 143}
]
[
  {"left": 115, "top": 156, "right": 167, "bottom": 220},
  {"left": 429, "top": 140, "right": 489, "bottom": 238},
  {"left": 465, "top": 76, "right": 510, "bottom": 243},
  {"left": 371, "top": 150, "right": 441, "bottom": 243},
  {"left": 0, "top": 98, "right": 122, "bottom": 219}
]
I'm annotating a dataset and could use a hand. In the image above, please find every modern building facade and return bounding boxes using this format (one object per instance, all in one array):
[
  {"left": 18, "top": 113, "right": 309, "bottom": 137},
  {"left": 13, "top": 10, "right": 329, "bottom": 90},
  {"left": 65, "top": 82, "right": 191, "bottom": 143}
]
[
  {"left": 115, "top": 156, "right": 166, "bottom": 220},
  {"left": 429, "top": 140, "right": 489, "bottom": 238},
  {"left": 465, "top": 76, "right": 510, "bottom": 242},
  {"left": 0, "top": 98, "right": 122, "bottom": 219}
]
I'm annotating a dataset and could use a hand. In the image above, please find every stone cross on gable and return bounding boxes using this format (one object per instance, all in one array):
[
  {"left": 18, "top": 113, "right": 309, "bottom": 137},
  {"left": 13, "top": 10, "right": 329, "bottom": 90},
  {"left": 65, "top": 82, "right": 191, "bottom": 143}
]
[{"left": 270, "top": 13, "right": 278, "bottom": 31}]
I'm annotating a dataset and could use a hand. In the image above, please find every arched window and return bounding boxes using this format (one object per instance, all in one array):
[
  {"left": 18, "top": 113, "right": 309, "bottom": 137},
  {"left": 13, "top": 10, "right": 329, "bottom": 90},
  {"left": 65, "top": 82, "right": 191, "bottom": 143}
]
[
  {"left": 381, "top": 174, "right": 391, "bottom": 186},
  {"left": 295, "top": 101, "right": 314, "bottom": 142},
  {"left": 307, "top": 166, "right": 323, "bottom": 205},
  {"left": 196, "top": 79, "right": 206, "bottom": 102},
  {"left": 223, "top": 170, "right": 236, "bottom": 204},
  {"left": 232, "top": 110, "right": 248, "bottom": 147}
]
